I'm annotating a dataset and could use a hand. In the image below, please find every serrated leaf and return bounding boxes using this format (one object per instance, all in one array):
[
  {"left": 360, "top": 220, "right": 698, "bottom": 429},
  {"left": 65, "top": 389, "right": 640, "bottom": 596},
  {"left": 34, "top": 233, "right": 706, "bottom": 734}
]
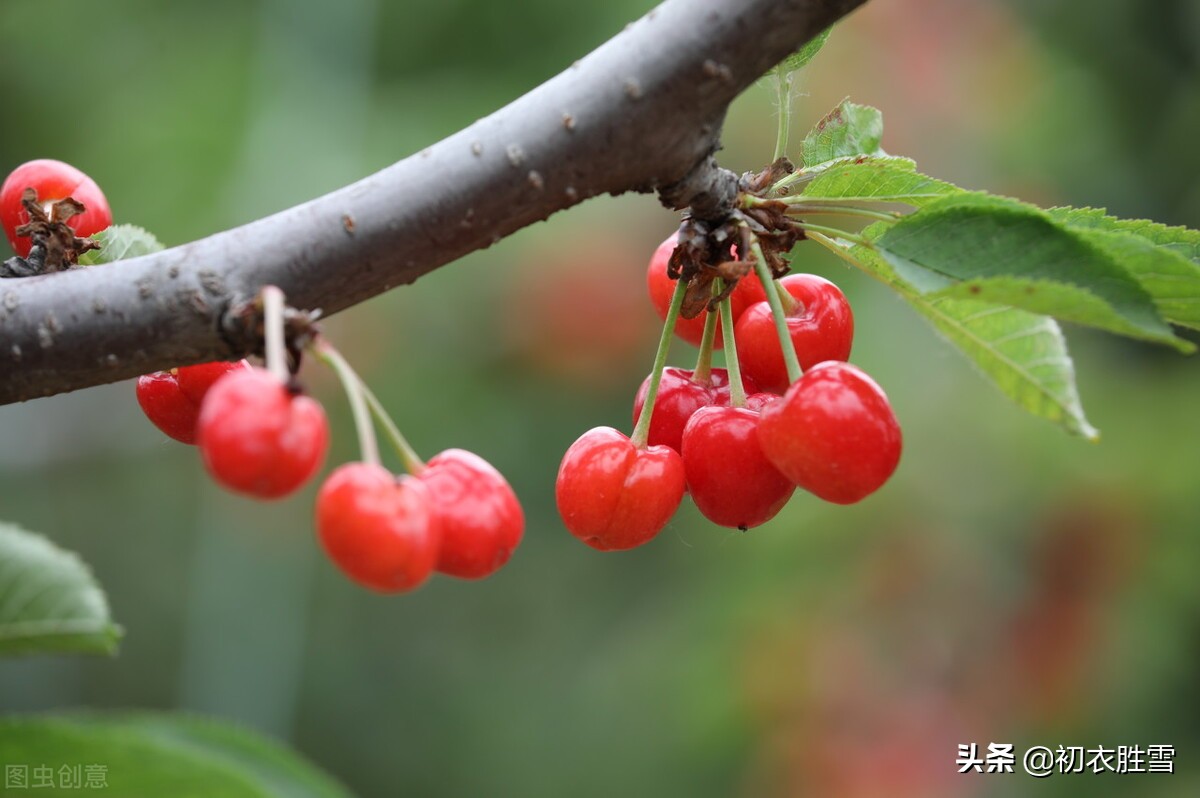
[
  {"left": 1047, "top": 206, "right": 1200, "bottom": 264},
  {"left": 0, "top": 713, "right": 353, "bottom": 797},
  {"left": 781, "top": 26, "right": 832, "bottom": 72},
  {"left": 77, "top": 224, "right": 164, "bottom": 265},
  {"left": 801, "top": 100, "right": 884, "bottom": 168},
  {"left": 815, "top": 236, "right": 1097, "bottom": 438},
  {"left": 1045, "top": 208, "right": 1200, "bottom": 331},
  {"left": 0, "top": 522, "right": 121, "bottom": 657},
  {"left": 798, "top": 157, "right": 961, "bottom": 207},
  {"left": 872, "top": 194, "right": 1192, "bottom": 352},
  {"left": 1069, "top": 228, "right": 1200, "bottom": 331}
]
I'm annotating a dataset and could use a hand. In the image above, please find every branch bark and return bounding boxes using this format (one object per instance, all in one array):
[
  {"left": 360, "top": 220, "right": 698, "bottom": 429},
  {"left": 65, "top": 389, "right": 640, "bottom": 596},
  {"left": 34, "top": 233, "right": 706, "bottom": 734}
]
[{"left": 0, "top": 0, "right": 869, "bottom": 405}]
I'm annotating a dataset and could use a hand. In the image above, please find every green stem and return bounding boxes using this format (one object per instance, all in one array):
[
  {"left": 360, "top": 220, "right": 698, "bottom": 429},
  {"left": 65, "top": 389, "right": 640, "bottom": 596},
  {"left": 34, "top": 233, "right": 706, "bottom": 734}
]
[
  {"left": 692, "top": 292, "right": 719, "bottom": 383},
  {"left": 783, "top": 203, "right": 900, "bottom": 223},
  {"left": 359, "top": 380, "right": 425, "bottom": 475},
  {"left": 312, "top": 339, "right": 380, "bottom": 468},
  {"left": 261, "top": 285, "right": 288, "bottom": 383},
  {"left": 770, "top": 169, "right": 812, "bottom": 196},
  {"left": 772, "top": 66, "right": 792, "bottom": 163},
  {"left": 631, "top": 276, "right": 687, "bottom": 448},
  {"left": 773, "top": 279, "right": 799, "bottom": 314},
  {"left": 799, "top": 222, "right": 871, "bottom": 247},
  {"left": 806, "top": 229, "right": 870, "bottom": 271},
  {"left": 749, "top": 235, "right": 803, "bottom": 384},
  {"left": 717, "top": 280, "right": 746, "bottom": 408}
]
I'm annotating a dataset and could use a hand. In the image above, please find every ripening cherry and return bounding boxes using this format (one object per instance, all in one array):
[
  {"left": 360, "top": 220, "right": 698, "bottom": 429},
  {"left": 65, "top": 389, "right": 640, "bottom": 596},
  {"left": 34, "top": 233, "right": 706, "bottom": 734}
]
[
  {"left": 556, "top": 426, "right": 685, "bottom": 551},
  {"left": 418, "top": 449, "right": 524, "bottom": 579},
  {"left": 631, "top": 366, "right": 761, "bottom": 454},
  {"left": 1, "top": 159, "right": 113, "bottom": 256},
  {"left": 681, "top": 396, "right": 795, "bottom": 529},
  {"left": 316, "top": 462, "right": 441, "bottom": 592},
  {"left": 197, "top": 367, "right": 329, "bottom": 499},
  {"left": 734, "top": 274, "right": 854, "bottom": 394},
  {"left": 757, "top": 361, "right": 901, "bottom": 505},
  {"left": 646, "top": 233, "right": 766, "bottom": 348},
  {"left": 136, "top": 360, "right": 252, "bottom": 444}
]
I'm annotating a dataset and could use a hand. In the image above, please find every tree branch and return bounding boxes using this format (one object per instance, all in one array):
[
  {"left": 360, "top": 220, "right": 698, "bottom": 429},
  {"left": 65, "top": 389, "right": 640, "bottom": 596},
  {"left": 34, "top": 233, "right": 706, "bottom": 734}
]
[{"left": 0, "top": 0, "right": 869, "bottom": 405}]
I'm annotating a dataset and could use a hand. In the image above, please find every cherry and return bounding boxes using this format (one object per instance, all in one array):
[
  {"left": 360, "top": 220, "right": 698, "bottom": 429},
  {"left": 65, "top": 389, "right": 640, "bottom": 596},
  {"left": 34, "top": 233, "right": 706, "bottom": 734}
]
[
  {"left": 734, "top": 274, "right": 854, "bottom": 394},
  {"left": 1, "top": 159, "right": 113, "bottom": 257},
  {"left": 757, "top": 362, "right": 901, "bottom": 505},
  {"left": 680, "top": 396, "right": 794, "bottom": 529},
  {"left": 135, "top": 360, "right": 252, "bottom": 444},
  {"left": 316, "top": 462, "right": 441, "bottom": 592},
  {"left": 646, "top": 233, "right": 766, "bottom": 348},
  {"left": 631, "top": 366, "right": 760, "bottom": 454},
  {"left": 555, "top": 426, "right": 685, "bottom": 551},
  {"left": 418, "top": 449, "right": 524, "bottom": 579},
  {"left": 197, "top": 367, "right": 329, "bottom": 499}
]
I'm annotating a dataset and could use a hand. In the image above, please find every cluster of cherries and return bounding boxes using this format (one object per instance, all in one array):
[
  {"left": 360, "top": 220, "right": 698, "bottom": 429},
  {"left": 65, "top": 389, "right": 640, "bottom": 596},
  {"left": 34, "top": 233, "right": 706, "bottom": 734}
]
[
  {"left": 2, "top": 159, "right": 523, "bottom": 594},
  {"left": 132, "top": 337, "right": 524, "bottom": 593},
  {"left": 4, "top": 156, "right": 901, "bottom": 580},
  {"left": 556, "top": 233, "right": 902, "bottom": 550}
]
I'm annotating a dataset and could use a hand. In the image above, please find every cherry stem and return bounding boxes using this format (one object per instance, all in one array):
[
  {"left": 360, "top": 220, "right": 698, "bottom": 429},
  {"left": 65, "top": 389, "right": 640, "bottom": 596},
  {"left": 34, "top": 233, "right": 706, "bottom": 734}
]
[
  {"left": 806, "top": 229, "right": 870, "bottom": 271},
  {"left": 631, "top": 275, "right": 687, "bottom": 449},
  {"left": 772, "top": 65, "right": 792, "bottom": 163},
  {"left": 783, "top": 203, "right": 900, "bottom": 223},
  {"left": 748, "top": 234, "right": 803, "bottom": 384},
  {"left": 358, "top": 380, "right": 426, "bottom": 475},
  {"left": 312, "top": 339, "right": 381, "bottom": 468},
  {"left": 261, "top": 285, "right": 289, "bottom": 383},
  {"left": 717, "top": 279, "right": 747, "bottom": 408},
  {"left": 773, "top": 279, "right": 799, "bottom": 314},
  {"left": 692, "top": 292, "right": 719, "bottom": 384},
  {"left": 800, "top": 222, "right": 870, "bottom": 247}
]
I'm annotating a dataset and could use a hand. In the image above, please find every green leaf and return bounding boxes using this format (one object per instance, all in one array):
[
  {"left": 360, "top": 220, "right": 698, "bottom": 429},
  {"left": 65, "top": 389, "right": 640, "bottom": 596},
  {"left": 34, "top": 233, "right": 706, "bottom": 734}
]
[
  {"left": 1047, "top": 206, "right": 1200, "bottom": 265},
  {"left": 1046, "top": 208, "right": 1200, "bottom": 331},
  {"left": 780, "top": 26, "right": 832, "bottom": 72},
  {"left": 0, "top": 522, "right": 121, "bottom": 657},
  {"left": 801, "top": 100, "right": 884, "bottom": 168},
  {"left": 0, "top": 713, "right": 353, "bottom": 797},
  {"left": 872, "top": 194, "right": 1193, "bottom": 352},
  {"left": 798, "top": 157, "right": 961, "bottom": 207},
  {"left": 813, "top": 235, "right": 1097, "bottom": 439},
  {"left": 77, "top": 224, "right": 164, "bottom": 265},
  {"left": 1071, "top": 229, "right": 1200, "bottom": 332}
]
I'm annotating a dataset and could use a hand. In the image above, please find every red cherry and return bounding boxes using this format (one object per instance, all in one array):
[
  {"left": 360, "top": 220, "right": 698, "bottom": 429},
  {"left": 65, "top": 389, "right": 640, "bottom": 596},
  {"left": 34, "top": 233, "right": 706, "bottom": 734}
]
[
  {"left": 135, "top": 360, "right": 251, "bottom": 444},
  {"left": 1, "top": 159, "right": 113, "bottom": 257},
  {"left": 631, "top": 366, "right": 760, "bottom": 454},
  {"left": 646, "top": 233, "right": 766, "bottom": 348},
  {"left": 316, "top": 462, "right": 441, "bottom": 592},
  {"left": 734, "top": 274, "right": 854, "bottom": 394},
  {"left": 197, "top": 367, "right": 329, "bottom": 499},
  {"left": 418, "top": 449, "right": 524, "bottom": 579},
  {"left": 681, "top": 399, "right": 795, "bottom": 529},
  {"left": 555, "top": 426, "right": 685, "bottom": 551},
  {"left": 757, "top": 362, "right": 901, "bottom": 505}
]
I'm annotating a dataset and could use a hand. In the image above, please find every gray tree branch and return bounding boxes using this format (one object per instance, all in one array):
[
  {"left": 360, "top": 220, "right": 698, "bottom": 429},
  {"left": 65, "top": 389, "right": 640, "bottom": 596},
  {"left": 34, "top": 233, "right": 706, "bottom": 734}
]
[{"left": 0, "top": 0, "right": 869, "bottom": 405}]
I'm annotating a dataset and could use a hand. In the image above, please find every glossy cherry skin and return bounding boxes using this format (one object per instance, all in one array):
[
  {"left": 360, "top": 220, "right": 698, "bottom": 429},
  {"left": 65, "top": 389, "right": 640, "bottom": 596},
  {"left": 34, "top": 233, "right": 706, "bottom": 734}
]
[
  {"left": 418, "top": 449, "right": 524, "bottom": 579},
  {"left": 681, "top": 397, "right": 795, "bottom": 529},
  {"left": 136, "top": 360, "right": 252, "bottom": 444},
  {"left": 316, "top": 462, "right": 441, "bottom": 592},
  {"left": 646, "top": 233, "right": 766, "bottom": 348},
  {"left": 1, "top": 159, "right": 113, "bottom": 256},
  {"left": 734, "top": 274, "right": 854, "bottom": 394},
  {"left": 631, "top": 367, "right": 760, "bottom": 454},
  {"left": 197, "top": 367, "right": 329, "bottom": 499},
  {"left": 556, "top": 426, "right": 685, "bottom": 551},
  {"left": 757, "top": 362, "right": 901, "bottom": 505}
]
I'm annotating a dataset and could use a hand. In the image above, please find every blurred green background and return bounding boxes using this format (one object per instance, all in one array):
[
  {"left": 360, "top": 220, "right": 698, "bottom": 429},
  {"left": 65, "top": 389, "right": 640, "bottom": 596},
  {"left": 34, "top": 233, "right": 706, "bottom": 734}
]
[{"left": 1, "top": 0, "right": 1198, "bottom": 795}]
